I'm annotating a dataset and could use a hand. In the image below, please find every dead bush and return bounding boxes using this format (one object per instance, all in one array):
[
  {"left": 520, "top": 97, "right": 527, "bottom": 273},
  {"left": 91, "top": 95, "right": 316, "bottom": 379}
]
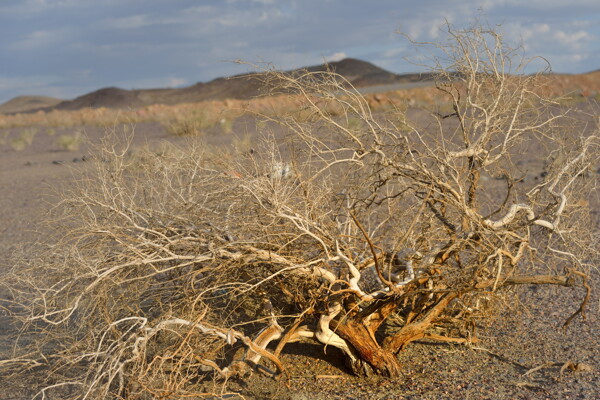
[{"left": 1, "top": 23, "right": 599, "bottom": 398}]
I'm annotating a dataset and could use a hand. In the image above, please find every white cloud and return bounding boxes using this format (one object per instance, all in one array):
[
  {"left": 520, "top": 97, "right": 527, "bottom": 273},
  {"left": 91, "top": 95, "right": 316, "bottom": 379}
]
[
  {"left": 553, "top": 29, "right": 593, "bottom": 48},
  {"left": 215, "top": 7, "right": 285, "bottom": 28},
  {"left": 324, "top": 52, "right": 347, "bottom": 62},
  {"left": 102, "top": 14, "right": 152, "bottom": 30},
  {"left": 498, "top": 0, "right": 600, "bottom": 8},
  {"left": 428, "top": 16, "right": 455, "bottom": 39},
  {"left": 10, "top": 28, "right": 68, "bottom": 50},
  {"left": 0, "top": 0, "right": 113, "bottom": 15},
  {"left": 498, "top": 20, "right": 597, "bottom": 72},
  {"left": 518, "top": 23, "right": 552, "bottom": 50},
  {"left": 0, "top": 74, "right": 69, "bottom": 99},
  {"left": 383, "top": 48, "right": 403, "bottom": 58},
  {"left": 226, "top": 0, "right": 276, "bottom": 3},
  {"left": 520, "top": 23, "right": 593, "bottom": 50},
  {"left": 522, "top": 23, "right": 550, "bottom": 41},
  {"left": 166, "top": 77, "right": 187, "bottom": 87}
]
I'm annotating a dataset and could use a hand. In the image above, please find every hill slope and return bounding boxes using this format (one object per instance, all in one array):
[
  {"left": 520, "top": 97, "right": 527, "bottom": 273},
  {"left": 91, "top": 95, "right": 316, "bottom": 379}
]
[
  {"left": 46, "top": 58, "right": 434, "bottom": 112},
  {"left": 0, "top": 96, "right": 63, "bottom": 114}
]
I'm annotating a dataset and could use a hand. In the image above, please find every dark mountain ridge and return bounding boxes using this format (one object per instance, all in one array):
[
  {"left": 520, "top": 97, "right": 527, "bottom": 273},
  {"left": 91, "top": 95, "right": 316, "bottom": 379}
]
[{"left": 3, "top": 58, "right": 435, "bottom": 113}]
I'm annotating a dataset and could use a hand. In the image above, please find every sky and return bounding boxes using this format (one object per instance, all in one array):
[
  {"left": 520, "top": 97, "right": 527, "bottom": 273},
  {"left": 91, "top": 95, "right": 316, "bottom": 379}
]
[{"left": 1, "top": 0, "right": 599, "bottom": 104}]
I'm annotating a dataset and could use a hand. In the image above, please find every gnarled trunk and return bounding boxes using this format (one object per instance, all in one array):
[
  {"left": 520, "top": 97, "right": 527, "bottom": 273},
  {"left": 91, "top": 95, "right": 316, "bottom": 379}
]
[{"left": 335, "top": 318, "right": 402, "bottom": 377}]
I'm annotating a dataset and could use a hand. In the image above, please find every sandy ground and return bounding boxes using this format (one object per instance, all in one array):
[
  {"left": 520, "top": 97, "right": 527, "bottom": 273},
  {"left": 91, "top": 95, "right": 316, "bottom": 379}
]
[{"left": 1, "top": 112, "right": 599, "bottom": 399}]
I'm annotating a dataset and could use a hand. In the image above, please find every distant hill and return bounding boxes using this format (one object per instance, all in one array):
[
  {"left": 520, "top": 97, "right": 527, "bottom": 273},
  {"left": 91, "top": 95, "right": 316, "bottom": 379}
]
[
  {"left": 3, "top": 60, "right": 599, "bottom": 115},
  {"left": 53, "top": 87, "right": 151, "bottom": 111},
  {"left": 0, "top": 95, "right": 63, "bottom": 114},
  {"left": 305, "top": 58, "right": 433, "bottom": 87},
  {"left": 3, "top": 58, "right": 436, "bottom": 113}
]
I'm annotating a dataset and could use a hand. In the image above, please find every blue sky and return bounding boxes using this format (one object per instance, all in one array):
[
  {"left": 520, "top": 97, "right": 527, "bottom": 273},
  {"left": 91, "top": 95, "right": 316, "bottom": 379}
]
[{"left": 1, "top": 0, "right": 599, "bottom": 103}]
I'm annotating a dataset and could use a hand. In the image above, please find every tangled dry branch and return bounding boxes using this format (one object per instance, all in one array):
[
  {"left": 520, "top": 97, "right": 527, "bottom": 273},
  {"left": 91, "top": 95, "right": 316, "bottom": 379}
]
[{"left": 1, "top": 23, "right": 599, "bottom": 398}]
